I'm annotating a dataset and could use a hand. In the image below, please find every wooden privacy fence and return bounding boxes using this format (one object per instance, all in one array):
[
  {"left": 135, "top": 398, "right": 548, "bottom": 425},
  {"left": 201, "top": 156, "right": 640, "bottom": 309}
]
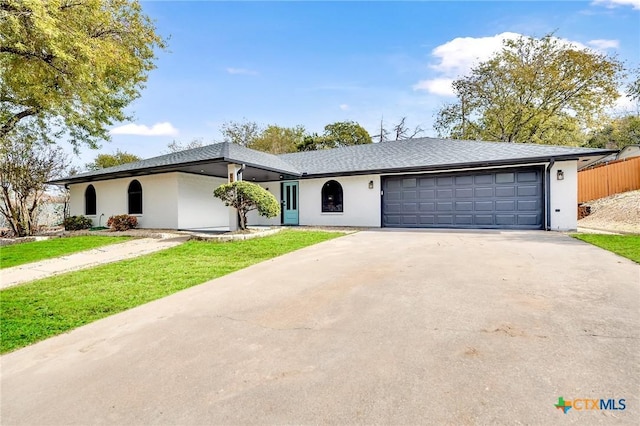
[{"left": 578, "top": 156, "right": 640, "bottom": 203}]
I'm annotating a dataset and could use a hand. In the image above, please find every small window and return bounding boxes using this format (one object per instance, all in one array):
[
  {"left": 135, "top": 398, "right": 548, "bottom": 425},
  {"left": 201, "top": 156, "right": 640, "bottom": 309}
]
[
  {"left": 322, "top": 180, "right": 343, "bottom": 212},
  {"left": 128, "top": 180, "right": 143, "bottom": 214},
  {"left": 85, "top": 185, "right": 96, "bottom": 215}
]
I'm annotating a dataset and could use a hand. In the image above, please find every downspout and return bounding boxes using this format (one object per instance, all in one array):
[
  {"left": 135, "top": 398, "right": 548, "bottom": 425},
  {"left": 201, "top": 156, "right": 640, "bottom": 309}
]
[
  {"left": 236, "top": 164, "right": 246, "bottom": 181},
  {"left": 545, "top": 158, "right": 554, "bottom": 231}
]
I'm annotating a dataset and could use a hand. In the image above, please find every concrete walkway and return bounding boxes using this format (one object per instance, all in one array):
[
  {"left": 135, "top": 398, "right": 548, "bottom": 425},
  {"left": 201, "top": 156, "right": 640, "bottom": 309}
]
[{"left": 1, "top": 236, "right": 188, "bottom": 289}]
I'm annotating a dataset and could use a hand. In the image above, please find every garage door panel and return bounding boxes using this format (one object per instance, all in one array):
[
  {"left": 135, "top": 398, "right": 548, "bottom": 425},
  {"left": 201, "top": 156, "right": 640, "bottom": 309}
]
[
  {"left": 437, "top": 215, "right": 453, "bottom": 225},
  {"left": 437, "top": 202, "right": 453, "bottom": 211},
  {"left": 474, "top": 174, "right": 493, "bottom": 184},
  {"left": 496, "top": 214, "right": 516, "bottom": 225},
  {"left": 419, "top": 215, "right": 435, "bottom": 224},
  {"left": 495, "top": 186, "right": 516, "bottom": 197},
  {"left": 475, "top": 187, "right": 493, "bottom": 198},
  {"left": 496, "top": 173, "right": 515, "bottom": 184},
  {"left": 475, "top": 201, "right": 494, "bottom": 211},
  {"left": 518, "top": 214, "right": 541, "bottom": 225},
  {"left": 419, "top": 177, "right": 435, "bottom": 187},
  {"left": 475, "top": 215, "right": 494, "bottom": 225},
  {"left": 496, "top": 200, "right": 515, "bottom": 211},
  {"left": 419, "top": 202, "right": 435, "bottom": 212},
  {"left": 437, "top": 189, "right": 453, "bottom": 198},
  {"left": 455, "top": 188, "right": 473, "bottom": 198},
  {"left": 437, "top": 176, "right": 454, "bottom": 186},
  {"left": 455, "top": 215, "right": 473, "bottom": 225},
  {"left": 383, "top": 168, "right": 542, "bottom": 229},
  {"left": 402, "top": 203, "right": 418, "bottom": 213},
  {"left": 419, "top": 189, "right": 435, "bottom": 199},
  {"left": 518, "top": 200, "right": 539, "bottom": 211},
  {"left": 517, "top": 185, "right": 539, "bottom": 196},
  {"left": 518, "top": 171, "right": 538, "bottom": 182},
  {"left": 455, "top": 201, "right": 473, "bottom": 211},
  {"left": 455, "top": 175, "right": 473, "bottom": 185}
]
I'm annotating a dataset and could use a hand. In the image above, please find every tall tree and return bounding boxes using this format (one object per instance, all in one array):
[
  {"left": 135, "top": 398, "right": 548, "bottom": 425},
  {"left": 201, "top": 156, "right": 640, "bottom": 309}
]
[
  {"left": 434, "top": 34, "right": 623, "bottom": 145},
  {"left": 0, "top": 0, "right": 165, "bottom": 149},
  {"left": 0, "top": 133, "right": 69, "bottom": 236},
  {"left": 85, "top": 150, "right": 141, "bottom": 171},
  {"left": 248, "top": 125, "right": 306, "bottom": 154},
  {"left": 322, "top": 121, "right": 372, "bottom": 148},
  {"left": 165, "top": 139, "right": 204, "bottom": 153},
  {"left": 585, "top": 115, "right": 640, "bottom": 149},
  {"left": 220, "top": 119, "right": 262, "bottom": 147}
]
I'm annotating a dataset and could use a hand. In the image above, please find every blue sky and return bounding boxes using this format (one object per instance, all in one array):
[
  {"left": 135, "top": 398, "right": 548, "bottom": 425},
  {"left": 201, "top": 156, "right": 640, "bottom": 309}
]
[{"left": 76, "top": 0, "right": 640, "bottom": 167}]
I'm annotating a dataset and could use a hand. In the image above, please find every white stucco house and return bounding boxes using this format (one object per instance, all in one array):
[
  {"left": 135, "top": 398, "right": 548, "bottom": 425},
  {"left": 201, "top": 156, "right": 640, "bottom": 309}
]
[{"left": 51, "top": 138, "right": 616, "bottom": 231}]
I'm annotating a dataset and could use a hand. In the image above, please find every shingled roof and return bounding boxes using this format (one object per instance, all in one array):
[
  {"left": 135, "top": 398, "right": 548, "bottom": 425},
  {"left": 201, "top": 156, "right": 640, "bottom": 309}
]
[
  {"left": 280, "top": 137, "right": 615, "bottom": 176},
  {"left": 52, "top": 138, "right": 615, "bottom": 184}
]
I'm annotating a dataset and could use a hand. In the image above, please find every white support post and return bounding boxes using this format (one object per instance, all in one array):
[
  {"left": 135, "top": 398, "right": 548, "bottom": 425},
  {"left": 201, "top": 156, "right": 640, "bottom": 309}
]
[{"left": 227, "top": 163, "right": 242, "bottom": 231}]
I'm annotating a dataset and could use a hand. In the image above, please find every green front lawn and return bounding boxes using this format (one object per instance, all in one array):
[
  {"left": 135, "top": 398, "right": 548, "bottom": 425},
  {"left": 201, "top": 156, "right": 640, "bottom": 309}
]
[
  {"left": 0, "top": 236, "right": 132, "bottom": 269},
  {"left": 572, "top": 234, "right": 640, "bottom": 263},
  {"left": 0, "top": 230, "right": 343, "bottom": 353}
]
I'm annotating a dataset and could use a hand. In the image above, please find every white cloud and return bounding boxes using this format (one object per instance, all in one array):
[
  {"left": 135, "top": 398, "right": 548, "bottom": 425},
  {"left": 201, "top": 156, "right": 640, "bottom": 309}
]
[
  {"left": 429, "top": 32, "right": 522, "bottom": 75},
  {"left": 110, "top": 122, "right": 179, "bottom": 136},
  {"left": 592, "top": 0, "right": 640, "bottom": 9},
  {"left": 588, "top": 39, "right": 620, "bottom": 50},
  {"left": 413, "top": 78, "right": 455, "bottom": 96},
  {"left": 339, "top": 104, "right": 350, "bottom": 111},
  {"left": 415, "top": 32, "right": 592, "bottom": 96},
  {"left": 226, "top": 67, "right": 258, "bottom": 76}
]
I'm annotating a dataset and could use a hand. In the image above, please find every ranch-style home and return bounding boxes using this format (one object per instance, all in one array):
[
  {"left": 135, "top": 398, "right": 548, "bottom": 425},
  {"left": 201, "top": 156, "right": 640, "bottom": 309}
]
[{"left": 51, "top": 138, "right": 616, "bottom": 232}]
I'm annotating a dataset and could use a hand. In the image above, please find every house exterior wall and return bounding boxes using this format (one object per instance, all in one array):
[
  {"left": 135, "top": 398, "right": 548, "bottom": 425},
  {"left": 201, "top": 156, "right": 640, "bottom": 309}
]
[
  {"left": 69, "top": 173, "right": 179, "bottom": 228},
  {"left": 549, "top": 160, "right": 578, "bottom": 231},
  {"left": 247, "top": 183, "right": 281, "bottom": 226},
  {"left": 298, "top": 174, "right": 381, "bottom": 227},
  {"left": 176, "top": 173, "right": 228, "bottom": 229}
]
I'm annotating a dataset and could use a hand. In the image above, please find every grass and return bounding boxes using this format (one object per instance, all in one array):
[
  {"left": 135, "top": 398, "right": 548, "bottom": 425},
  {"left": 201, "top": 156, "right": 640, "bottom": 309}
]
[
  {"left": 572, "top": 234, "right": 640, "bottom": 263},
  {"left": 0, "top": 236, "right": 132, "bottom": 269},
  {"left": 0, "top": 230, "right": 343, "bottom": 353}
]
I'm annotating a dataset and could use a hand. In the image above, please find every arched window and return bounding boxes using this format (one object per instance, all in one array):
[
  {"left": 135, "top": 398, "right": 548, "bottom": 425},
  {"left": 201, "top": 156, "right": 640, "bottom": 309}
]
[
  {"left": 128, "top": 180, "right": 143, "bottom": 214},
  {"left": 85, "top": 185, "right": 96, "bottom": 215},
  {"left": 322, "top": 180, "right": 343, "bottom": 212}
]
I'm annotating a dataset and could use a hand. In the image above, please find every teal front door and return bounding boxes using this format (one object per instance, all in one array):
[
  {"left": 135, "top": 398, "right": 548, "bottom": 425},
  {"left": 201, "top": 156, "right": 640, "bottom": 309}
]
[{"left": 282, "top": 181, "right": 299, "bottom": 225}]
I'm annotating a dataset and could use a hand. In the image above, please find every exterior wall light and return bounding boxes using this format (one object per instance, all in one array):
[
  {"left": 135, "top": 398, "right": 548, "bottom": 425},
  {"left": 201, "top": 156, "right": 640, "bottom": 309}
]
[
  {"left": 557, "top": 170, "right": 564, "bottom": 181},
  {"left": 368, "top": 180, "right": 374, "bottom": 189}
]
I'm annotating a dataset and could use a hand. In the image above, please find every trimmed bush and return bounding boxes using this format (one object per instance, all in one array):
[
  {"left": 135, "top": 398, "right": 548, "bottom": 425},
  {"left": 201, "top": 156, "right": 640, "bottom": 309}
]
[
  {"left": 64, "top": 215, "right": 93, "bottom": 231},
  {"left": 107, "top": 215, "right": 138, "bottom": 231},
  {"left": 214, "top": 181, "right": 280, "bottom": 230}
]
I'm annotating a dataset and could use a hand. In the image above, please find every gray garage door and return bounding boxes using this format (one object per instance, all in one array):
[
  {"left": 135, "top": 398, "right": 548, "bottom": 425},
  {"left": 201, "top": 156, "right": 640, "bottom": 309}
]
[{"left": 382, "top": 168, "right": 543, "bottom": 229}]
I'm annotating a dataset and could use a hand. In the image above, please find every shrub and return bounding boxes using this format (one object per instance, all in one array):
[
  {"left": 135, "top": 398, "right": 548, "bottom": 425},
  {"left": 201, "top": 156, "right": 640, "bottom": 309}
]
[
  {"left": 213, "top": 181, "right": 280, "bottom": 230},
  {"left": 64, "top": 215, "right": 93, "bottom": 231},
  {"left": 107, "top": 215, "right": 138, "bottom": 231}
]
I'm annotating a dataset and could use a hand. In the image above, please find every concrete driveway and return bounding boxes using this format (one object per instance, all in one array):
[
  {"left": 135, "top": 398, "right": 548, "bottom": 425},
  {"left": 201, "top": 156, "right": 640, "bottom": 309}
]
[{"left": 2, "top": 230, "right": 638, "bottom": 424}]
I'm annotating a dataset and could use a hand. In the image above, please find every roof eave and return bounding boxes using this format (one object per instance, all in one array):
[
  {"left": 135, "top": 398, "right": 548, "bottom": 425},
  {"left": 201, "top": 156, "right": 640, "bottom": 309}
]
[{"left": 296, "top": 151, "right": 618, "bottom": 179}]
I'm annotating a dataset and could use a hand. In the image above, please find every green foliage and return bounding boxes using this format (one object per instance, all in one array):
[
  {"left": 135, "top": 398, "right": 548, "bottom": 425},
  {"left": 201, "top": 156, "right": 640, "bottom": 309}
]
[
  {"left": 106, "top": 214, "right": 138, "bottom": 231},
  {"left": 0, "top": 0, "right": 165, "bottom": 149},
  {"left": 434, "top": 34, "right": 624, "bottom": 145},
  {"left": 220, "top": 119, "right": 262, "bottom": 147},
  {"left": 85, "top": 150, "right": 141, "bottom": 171},
  {"left": 322, "top": 121, "right": 372, "bottom": 148},
  {"left": 63, "top": 215, "right": 93, "bottom": 231},
  {"left": 0, "top": 230, "right": 343, "bottom": 353},
  {"left": 0, "top": 236, "right": 131, "bottom": 269},
  {"left": 213, "top": 181, "right": 280, "bottom": 230},
  {"left": 248, "top": 124, "right": 306, "bottom": 154},
  {"left": 585, "top": 115, "right": 640, "bottom": 149},
  {"left": 572, "top": 234, "right": 640, "bottom": 264},
  {"left": 165, "top": 139, "right": 204, "bottom": 153}
]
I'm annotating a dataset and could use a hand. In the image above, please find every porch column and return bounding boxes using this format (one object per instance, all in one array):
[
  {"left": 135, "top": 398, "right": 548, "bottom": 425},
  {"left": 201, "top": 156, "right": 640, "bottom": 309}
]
[{"left": 227, "top": 163, "right": 243, "bottom": 231}]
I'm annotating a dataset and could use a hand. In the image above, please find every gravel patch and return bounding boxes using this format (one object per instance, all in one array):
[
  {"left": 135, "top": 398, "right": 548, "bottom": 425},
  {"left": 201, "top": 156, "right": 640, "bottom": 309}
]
[{"left": 578, "top": 190, "right": 640, "bottom": 234}]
